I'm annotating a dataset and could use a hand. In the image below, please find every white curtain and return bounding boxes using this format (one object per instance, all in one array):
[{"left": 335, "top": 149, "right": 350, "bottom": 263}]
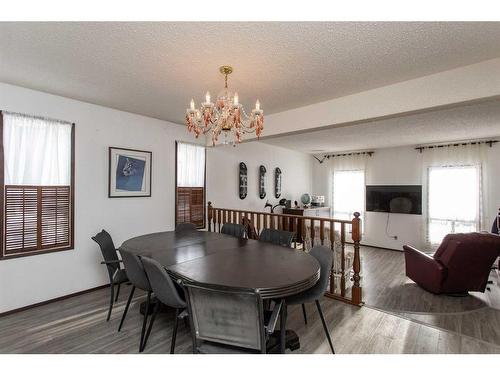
[
  {"left": 327, "top": 153, "right": 370, "bottom": 222},
  {"left": 3, "top": 112, "right": 72, "bottom": 185},
  {"left": 177, "top": 142, "right": 205, "bottom": 187},
  {"left": 421, "top": 143, "right": 488, "bottom": 245}
]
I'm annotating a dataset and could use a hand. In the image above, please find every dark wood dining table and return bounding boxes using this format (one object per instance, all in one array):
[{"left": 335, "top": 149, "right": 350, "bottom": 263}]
[{"left": 121, "top": 230, "right": 320, "bottom": 353}]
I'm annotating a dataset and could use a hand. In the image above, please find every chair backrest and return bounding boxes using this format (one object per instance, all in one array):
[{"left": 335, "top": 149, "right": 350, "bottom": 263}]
[
  {"left": 118, "top": 248, "right": 151, "bottom": 291},
  {"left": 259, "top": 228, "right": 294, "bottom": 247},
  {"left": 175, "top": 223, "right": 197, "bottom": 232},
  {"left": 221, "top": 223, "right": 247, "bottom": 239},
  {"left": 433, "top": 232, "right": 500, "bottom": 292},
  {"left": 491, "top": 214, "right": 499, "bottom": 234},
  {"left": 305, "top": 245, "right": 334, "bottom": 299},
  {"left": 183, "top": 282, "right": 266, "bottom": 352},
  {"left": 141, "top": 256, "right": 185, "bottom": 308},
  {"left": 92, "top": 230, "right": 119, "bottom": 273}
]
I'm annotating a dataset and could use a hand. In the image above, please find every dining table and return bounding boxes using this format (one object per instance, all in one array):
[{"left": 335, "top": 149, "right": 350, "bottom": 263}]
[{"left": 121, "top": 230, "right": 320, "bottom": 353}]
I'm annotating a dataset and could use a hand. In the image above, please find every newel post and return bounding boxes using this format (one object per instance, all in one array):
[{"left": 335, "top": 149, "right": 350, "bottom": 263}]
[
  {"left": 207, "top": 201, "right": 213, "bottom": 232},
  {"left": 351, "top": 212, "right": 363, "bottom": 305}
]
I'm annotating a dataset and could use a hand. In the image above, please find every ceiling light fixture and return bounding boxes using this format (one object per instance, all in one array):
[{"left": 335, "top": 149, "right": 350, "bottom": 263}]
[{"left": 186, "top": 65, "right": 264, "bottom": 146}]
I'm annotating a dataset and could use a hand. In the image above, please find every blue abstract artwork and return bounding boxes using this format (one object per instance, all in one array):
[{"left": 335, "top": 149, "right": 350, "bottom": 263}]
[{"left": 115, "top": 155, "right": 145, "bottom": 191}]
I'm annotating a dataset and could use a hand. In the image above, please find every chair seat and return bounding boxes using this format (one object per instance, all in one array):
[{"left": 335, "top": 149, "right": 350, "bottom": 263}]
[{"left": 113, "top": 269, "right": 129, "bottom": 284}]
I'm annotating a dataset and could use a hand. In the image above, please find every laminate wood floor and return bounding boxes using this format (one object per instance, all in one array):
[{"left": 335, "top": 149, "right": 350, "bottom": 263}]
[
  {"left": 360, "top": 246, "right": 500, "bottom": 348},
  {"left": 1, "top": 247, "right": 499, "bottom": 354}
]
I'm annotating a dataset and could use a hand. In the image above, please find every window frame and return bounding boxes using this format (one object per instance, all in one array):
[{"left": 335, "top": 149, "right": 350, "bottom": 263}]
[
  {"left": 175, "top": 140, "right": 206, "bottom": 229},
  {"left": 425, "top": 164, "right": 482, "bottom": 246},
  {"left": 0, "top": 111, "right": 75, "bottom": 260}
]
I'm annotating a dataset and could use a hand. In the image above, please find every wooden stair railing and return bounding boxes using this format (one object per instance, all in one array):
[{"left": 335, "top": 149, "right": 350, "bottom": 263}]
[{"left": 207, "top": 202, "right": 363, "bottom": 306}]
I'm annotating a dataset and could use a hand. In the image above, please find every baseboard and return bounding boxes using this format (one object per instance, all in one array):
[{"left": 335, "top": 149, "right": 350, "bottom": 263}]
[
  {"left": 0, "top": 284, "right": 108, "bottom": 318},
  {"left": 345, "top": 241, "right": 403, "bottom": 252}
]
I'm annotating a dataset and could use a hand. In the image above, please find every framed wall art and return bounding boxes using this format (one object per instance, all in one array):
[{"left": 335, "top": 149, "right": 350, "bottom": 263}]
[{"left": 109, "top": 147, "right": 152, "bottom": 198}]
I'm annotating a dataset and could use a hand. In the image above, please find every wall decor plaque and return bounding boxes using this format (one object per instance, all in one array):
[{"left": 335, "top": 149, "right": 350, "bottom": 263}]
[
  {"left": 259, "top": 165, "right": 267, "bottom": 199},
  {"left": 239, "top": 162, "right": 248, "bottom": 199},
  {"left": 275, "top": 167, "right": 282, "bottom": 198}
]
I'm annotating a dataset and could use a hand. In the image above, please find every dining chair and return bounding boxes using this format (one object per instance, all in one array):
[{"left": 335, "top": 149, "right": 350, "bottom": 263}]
[
  {"left": 91, "top": 230, "right": 129, "bottom": 321},
  {"left": 285, "top": 245, "right": 335, "bottom": 354},
  {"left": 221, "top": 223, "right": 247, "bottom": 238},
  {"left": 175, "top": 223, "right": 197, "bottom": 232},
  {"left": 117, "top": 248, "right": 154, "bottom": 352},
  {"left": 259, "top": 228, "right": 295, "bottom": 247},
  {"left": 140, "top": 256, "right": 187, "bottom": 353},
  {"left": 183, "top": 282, "right": 282, "bottom": 354}
]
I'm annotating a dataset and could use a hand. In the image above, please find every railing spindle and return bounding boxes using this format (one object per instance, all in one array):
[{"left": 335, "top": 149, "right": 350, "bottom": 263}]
[
  {"left": 293, "top": 217, "right": 297, "bottom": 248},
  {"left": 351, "top": 212, "right": 362, "bottom": 305},
  {"left": 310, "top": 219, "right": 315, "bottom": 246},
  {"left": 320, "top": 220, "right": 325, "bottom": 245},
  {"left": 340, "top": 223, "right": 346, "bottom": 297},
  {"left": 329, "top": 222, "right": 335, "bottom": 294},
  {"left": 207, "top": 201, "right": 213, "bottom": 232}
]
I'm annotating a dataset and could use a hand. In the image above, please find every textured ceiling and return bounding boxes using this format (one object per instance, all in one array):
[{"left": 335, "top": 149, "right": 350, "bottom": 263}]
[
  {"left": 261, "top": 99, "right": 500, "bottom": 153},
  {"left": 1, "top": 22, "right": 500, "bottom": 125}
]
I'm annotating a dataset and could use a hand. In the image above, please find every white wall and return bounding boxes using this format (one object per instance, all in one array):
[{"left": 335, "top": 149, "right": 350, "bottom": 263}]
[
  {"left": 312, "top": 145, "right": 500, "bottom": 251},
  {"left": 206, "top": 141, "right": 312, "bottom": 213},
  {"left": 0, "top": 82, "right": 202, "bottom": 313}
]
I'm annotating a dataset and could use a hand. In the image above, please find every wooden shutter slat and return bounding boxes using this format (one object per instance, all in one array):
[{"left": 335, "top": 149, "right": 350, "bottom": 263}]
[
  {"left": 4, "top": 185, "right": 71, "bottom": 255},
  {"left": 176, "top": 187, "right": 205, "bottom": 228}
]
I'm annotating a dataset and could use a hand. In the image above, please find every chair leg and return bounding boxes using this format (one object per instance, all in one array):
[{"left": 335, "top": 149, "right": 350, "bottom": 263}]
[
  {"left": 142, "top": 300, "right": 160, "bottom": 352},
  {"left": 118, "top": 285, "right": 135, "bottom": 332},
  {"left": 115, "top": 283, "right": 121, "bottom": 302},
  {"left": 301, "top": 303, "right": 308, "bottom": 325},
  {"left": 139, "top": 291, "right": 152, "bottom": 352},
  {"left": 107, "top": 283, "right": 115, "bottom": 322},
  {"left": 315, "top": 300, "right": 335, "bottom": 354},
  {"left": 171, "top": 308, "right": 180, "bottom": 354}
]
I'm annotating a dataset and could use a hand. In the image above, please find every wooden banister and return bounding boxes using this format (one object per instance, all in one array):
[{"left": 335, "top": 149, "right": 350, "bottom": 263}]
[{"left": 207, "top": 202, "right": 364, "bottom": 307}]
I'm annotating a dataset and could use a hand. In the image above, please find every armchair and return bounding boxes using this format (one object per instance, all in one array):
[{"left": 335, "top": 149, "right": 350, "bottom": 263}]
[{"left": 404, "top": 233, "right": 500, "bottom": 294}]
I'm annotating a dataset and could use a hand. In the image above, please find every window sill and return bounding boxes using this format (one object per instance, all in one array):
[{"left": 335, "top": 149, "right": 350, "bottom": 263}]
[{"left": 0, "top": 245, "right": 74, "bottom": 261}]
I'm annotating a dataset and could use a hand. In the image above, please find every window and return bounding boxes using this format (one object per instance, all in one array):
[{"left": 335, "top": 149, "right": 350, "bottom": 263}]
[
  {"left": 175, "top": 141, "right": 206, "bottom": 228},
  {"left": 332, "top": 169, "right": 365, "bottom": 222},
  {"left": 0, "top": 111, "right": 74, "bottom": 259},
  {"left": 427, "top": 165, "right": 480, "bottom": 245}
]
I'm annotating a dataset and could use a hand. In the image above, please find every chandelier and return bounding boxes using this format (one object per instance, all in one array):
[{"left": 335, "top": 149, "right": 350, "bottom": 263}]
[{"left": 186, "top": 65, "right": 264, "bottom": 146}]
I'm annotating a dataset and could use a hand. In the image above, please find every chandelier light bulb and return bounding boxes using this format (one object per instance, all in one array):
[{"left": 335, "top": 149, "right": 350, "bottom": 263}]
[
  {"left": 190, "top": 98, "right": 195, "bottom": 111},
  {"left": 233, "top": 92, "right": 239, "bottom": 106},
  {"left": 255, "top": 100, "right": 260, "bottom": 111},
  {"left": 205, "top": 91, "right": 211, "bottom": 104}
]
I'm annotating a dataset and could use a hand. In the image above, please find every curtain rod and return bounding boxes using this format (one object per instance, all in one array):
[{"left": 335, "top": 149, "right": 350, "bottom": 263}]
[
  {"left": 415, "top": 140, "right": 498, "bottom": 153},
  {"left": 313, "top": 151, "right": 374, "bottom": 164},
  {"left": 1, "top": 110, "right": 74, "bottom": 126}
]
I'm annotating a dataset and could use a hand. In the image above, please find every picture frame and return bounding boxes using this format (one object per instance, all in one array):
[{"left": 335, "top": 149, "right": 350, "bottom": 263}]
[{"left": 108, "top": 147, "right": 152, "bottom": 198}]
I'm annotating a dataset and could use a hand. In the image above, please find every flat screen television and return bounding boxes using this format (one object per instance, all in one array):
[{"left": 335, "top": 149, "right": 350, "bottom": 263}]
[{"left": 366, "top": 185, "right": 422, "bottom": 215}]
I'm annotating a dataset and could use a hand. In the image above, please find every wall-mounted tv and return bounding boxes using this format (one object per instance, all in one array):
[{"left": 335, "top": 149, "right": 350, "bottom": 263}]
[{"left": 366, "top": 185, "right": 422, "bottom": 215}]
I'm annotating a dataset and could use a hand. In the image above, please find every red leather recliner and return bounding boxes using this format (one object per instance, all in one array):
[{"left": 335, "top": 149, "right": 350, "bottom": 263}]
[{"left": 403, "top": 233, "right": 500, "bottom": 294}]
